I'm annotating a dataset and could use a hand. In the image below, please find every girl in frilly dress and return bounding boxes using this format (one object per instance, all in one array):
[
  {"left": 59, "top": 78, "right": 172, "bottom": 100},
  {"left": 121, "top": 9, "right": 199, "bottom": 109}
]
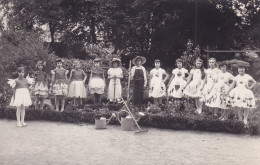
[
  {"left": 68, "top": 60, "right": 87, "bottom": 106},
  {"left": 183, "top": 58, "right": 206, "bottom": 114},
  {"left": 33, "top": 61, "right": 49, "bottom": 110},
  {"left": 8, "top": 67, "right": 34, "bottom": 126},
  {"left": 88, "top": 58, "right": 106, "bottom": 104},
  {"left": 149, "top": 59, "right": 168, "bottom": 104},
  {"left": 227, "top": 64, "right": 256, "bottom": 124},
  {"left": 51, "top": 58, "right": 69, "bottom": 112}
]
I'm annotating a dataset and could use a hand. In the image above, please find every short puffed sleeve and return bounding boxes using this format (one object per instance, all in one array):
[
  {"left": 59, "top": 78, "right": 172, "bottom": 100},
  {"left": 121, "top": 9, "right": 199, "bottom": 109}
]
[
  {"left": 107, "top": 68, "right": 112, "bottom": 75},
  {"left": 183, "top": 68, "right": 188, "bottom": 74},
  {"left": 190, "top": 69, "right": 194, "bottom": 75}
]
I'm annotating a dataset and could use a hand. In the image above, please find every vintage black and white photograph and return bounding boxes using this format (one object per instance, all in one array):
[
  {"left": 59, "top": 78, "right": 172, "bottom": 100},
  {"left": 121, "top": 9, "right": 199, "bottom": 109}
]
[{"left": 0, "top": 0, "right": 259, "bottom": 164}]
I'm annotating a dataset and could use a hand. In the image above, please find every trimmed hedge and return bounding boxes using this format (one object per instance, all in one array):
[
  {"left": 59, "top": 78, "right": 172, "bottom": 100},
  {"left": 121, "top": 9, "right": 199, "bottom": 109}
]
[{"left": 1, "top": 106, "right": 260, "bottom": 135}]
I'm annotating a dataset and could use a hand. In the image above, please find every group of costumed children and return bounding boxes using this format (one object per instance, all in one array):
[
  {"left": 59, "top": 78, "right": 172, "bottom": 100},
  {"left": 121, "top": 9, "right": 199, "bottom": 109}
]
[{"left": 8, "top": 56, "right": 256, "bottom": 127}]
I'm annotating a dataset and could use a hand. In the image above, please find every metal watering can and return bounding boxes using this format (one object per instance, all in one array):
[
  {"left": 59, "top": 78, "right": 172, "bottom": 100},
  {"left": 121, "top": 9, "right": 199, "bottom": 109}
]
[
  {"left": 116, "top": 109, "right": 145, "bottom": 131},
  {"left": 95, "top": 113, "right": 116, "bottom": 129}
]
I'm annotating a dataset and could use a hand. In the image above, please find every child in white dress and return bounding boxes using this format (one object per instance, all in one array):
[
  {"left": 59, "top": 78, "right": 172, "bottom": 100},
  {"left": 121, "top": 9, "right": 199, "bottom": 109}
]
[
  {"left": 8, "top": 67, "right": 34, "bottom": 126},
  {"left": 183, "top": 58, "right": 206, "bottom": 114},
  {"left": 227, "top": 64, "right": 256, "bottom": 124},
  {"left": 202, "top": 58, "right": 221, "bottom": 116},
  {"left": 168, "top": 58, "right": 188, "bottom": 99},
  {"left": 214, "top": 62, "right": 234, "bottom": 120},
  {"left": 68, "top": 60, "right": 87, "bottom": 106},
  {"left": 149, "top": 59, "right": 169, "bottom": 104},
  {"left": 107, "top": 58, "right": 123, "bottom": 103}
]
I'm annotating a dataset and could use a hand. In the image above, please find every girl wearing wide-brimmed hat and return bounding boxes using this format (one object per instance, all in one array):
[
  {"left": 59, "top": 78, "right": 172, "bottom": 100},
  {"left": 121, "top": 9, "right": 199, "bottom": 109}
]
[
  {"left": 88, "top": 58, "right": 105, "bottom": 104},
  {"left": 149, "top": 59, "right": 169, "bottom": 104},
  {"left": 68, "top": 60, "right": 87, "bottom": 106},
  {"left": 33, "top": 61, "right": 49, "bottom": 110},
  {"left": 107, "top": 58, "right": 123, "bottom": 103},
  {"left": 227, "top": 63, "right": 256, "bottom": 125},
  {"left": 51, "top": 58, "right": 69, "bottom": 112},
  {"left": 183, "top": 58, "right": 206, "bottom": 114},
  {"left": 130, "top": 56, "right": 147, "bottom": 105}
]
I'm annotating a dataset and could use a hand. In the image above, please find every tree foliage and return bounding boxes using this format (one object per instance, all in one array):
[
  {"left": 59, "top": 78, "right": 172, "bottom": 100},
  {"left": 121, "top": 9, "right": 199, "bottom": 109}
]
[{"left": 0, "top": 0, "right": 259, "bottom": 67}]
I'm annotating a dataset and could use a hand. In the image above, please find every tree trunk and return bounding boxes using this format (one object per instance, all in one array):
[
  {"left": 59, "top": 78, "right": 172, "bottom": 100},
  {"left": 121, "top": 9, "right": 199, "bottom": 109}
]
[
  {"left": 48, "top": 21, "right": 55, "bottom": 52},
  {"left": 87, "top": 2, "right": 96, "bottom": 44}
]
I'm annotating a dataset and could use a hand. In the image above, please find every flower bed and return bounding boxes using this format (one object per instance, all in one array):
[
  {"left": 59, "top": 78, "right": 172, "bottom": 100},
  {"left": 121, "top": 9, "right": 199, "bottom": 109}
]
[{"left": 0, "top": 105, "right": 259, "bottom": 136}]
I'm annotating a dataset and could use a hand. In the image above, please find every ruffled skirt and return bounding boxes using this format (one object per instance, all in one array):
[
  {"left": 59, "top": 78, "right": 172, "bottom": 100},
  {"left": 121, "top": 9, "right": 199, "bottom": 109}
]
[
  {"left": 89, "top": 77, "right": 105, "bottom": 94},
  {"left": 34, "top": 82, "right": 48, "bottom": 96},
  {"left": 53, "top": 79, "right": 68, "bottom": 96},
  {"left": 10, "top": 88, "right": 32, "bottom": 107},
  {"left": 68, "top": 81, "right": 87, "bottom": 98},
  {"left": 168, "top": 78, "right": 187, "bottom": 98},
  {"left": 229, "top": 86, "right": 255, "bottom": 109}
]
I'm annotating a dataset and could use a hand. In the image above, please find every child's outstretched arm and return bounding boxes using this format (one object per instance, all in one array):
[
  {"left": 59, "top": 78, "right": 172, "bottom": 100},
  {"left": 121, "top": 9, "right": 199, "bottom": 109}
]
[
  {"left": 167, "top": 74, "right": 175, "bottom": 87},
  {"left": 65, "top": 70, "right": 69, "bottom": 82},
  {"left": 83, "top": 70, "right": 87, "bottom": 83},
  {"left": 51, "top": 70, "right": 55, "bottom": 91},
  {"left": 69, "top": 69, "right": 74, "bottom": 81},
  {"left": 184, "top": 72, "right": 193, "bottom": 88},
  {"left": 200, "top": 74, "right": 207, "bottom": 91},
  {"left": 226, "top": 80, "right": 236, "bottom": 94},
  {"left": 149, "top": 71, "right": 153, "bottom": 89},
  {"left": 248, "top": 78, "right": 257, "bottom": 90},
  {"left": 163, "top": 71, "right": 169, "bottom": 83}
]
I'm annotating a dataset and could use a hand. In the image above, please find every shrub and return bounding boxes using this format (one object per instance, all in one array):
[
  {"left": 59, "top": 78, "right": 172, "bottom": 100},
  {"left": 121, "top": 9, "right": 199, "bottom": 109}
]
[{"left": 1, "top": 105, "right": 259, "bottom": 135}]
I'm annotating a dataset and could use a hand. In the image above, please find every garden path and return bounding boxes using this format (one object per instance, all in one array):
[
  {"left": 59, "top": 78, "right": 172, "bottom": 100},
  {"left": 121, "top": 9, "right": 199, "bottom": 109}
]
[{"left": 0, "top": 120, "right": 259, "bottom": 165}]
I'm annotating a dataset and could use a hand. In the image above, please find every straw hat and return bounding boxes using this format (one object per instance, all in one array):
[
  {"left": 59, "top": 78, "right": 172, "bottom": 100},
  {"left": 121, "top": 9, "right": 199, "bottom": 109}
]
[
  {"left": 132, "top": 56, "right": 146, "bottom": 66},
  {"left": 109, "top": 58, "right": 122, "bottom": 67}
]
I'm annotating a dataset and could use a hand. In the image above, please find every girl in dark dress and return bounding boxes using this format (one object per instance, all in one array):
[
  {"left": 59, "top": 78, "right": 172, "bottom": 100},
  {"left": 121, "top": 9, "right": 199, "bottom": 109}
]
[{"left": 130, "top": 56, "right": 147, "bottom": 106}]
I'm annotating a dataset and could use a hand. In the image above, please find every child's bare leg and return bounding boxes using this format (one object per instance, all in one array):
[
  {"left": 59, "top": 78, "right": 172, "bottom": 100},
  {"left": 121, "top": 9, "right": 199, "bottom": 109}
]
[
  {"left": 21, "top": 105, "right": 27, "bottom": 126},
  {"left": 79, "top": 98, "right": 82, "bottom": 106},
  {"left": 237, "top": 107, "right": 243, "bottom": 121},
  {"left": 159, "top": 98, "right": 162, "bottom": 104},
  {"left": 40, "top": 97, "right": 44, "bottom": 110},
  {"left": 98, "top": 94, "right": 102, "bottom": 104},
  {"left": 197, "top": 99, "right": 202, "bottom": 114},
  {"left": 93, "top": 93, "right": 97, "bottom": 104},
  {"left": 35, "top": 95, "right": 40, "bottom": 110},
  {"left": 55, "top": 96, "right": 59, "bottom": 111},
  {"left": 194, "top": 98, "right": 199, "bottom": 112},
  {"left": 16, "top": 106, "right": 22, "bottom": 126},
  {"left": 243, "top": 109, "right": 249, "bottom": 124},
  {"left": 61, "top": 96, "right": 65, "bottom": 112},
  {"left": 73, "top": 98, "right": 76, "bottom": 106}
]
